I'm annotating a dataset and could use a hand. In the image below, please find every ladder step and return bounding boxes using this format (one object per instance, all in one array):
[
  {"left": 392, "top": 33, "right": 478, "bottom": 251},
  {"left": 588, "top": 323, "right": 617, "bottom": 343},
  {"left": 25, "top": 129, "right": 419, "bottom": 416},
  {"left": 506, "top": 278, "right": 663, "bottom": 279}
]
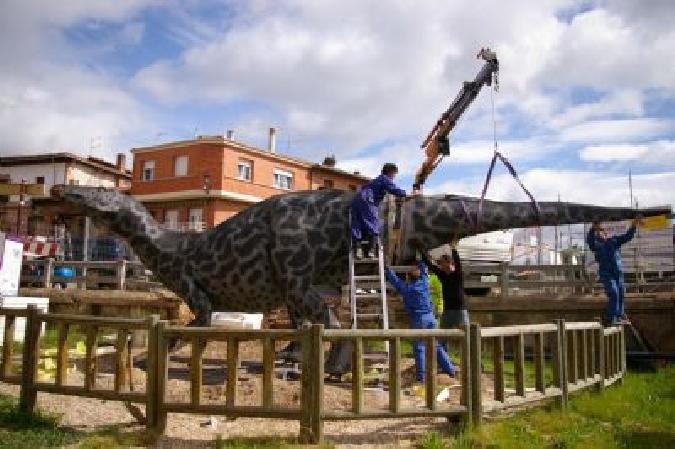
[
  {"left": 354, "top": 258, "right": 379, "bottom": 264},
  {"left": 354, "top": 293, "right": 382, "bottom": 299},
  {"left": 357, "top": 313, "right": 384, "bottom": 319},
  {"left": 353, "top": 275, "right": 381, "bottom": 281}
]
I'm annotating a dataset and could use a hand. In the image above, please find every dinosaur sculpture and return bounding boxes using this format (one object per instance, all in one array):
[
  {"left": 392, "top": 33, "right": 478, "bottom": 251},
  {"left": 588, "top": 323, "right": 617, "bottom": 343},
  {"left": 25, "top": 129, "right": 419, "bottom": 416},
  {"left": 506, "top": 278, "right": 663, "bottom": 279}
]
[{"left": 49, "top": 185, "right": 667, "bottom": 370}]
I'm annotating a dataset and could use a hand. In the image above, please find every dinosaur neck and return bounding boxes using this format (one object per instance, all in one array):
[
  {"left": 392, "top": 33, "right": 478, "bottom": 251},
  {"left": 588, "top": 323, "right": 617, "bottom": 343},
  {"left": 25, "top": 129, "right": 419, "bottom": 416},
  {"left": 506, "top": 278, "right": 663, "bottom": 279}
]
[
  {"left": 396, "top": 195, "right": 668, "bottom": 260},
  {"left": 85, "top": 201, "right": 185, "bottom": 273}
]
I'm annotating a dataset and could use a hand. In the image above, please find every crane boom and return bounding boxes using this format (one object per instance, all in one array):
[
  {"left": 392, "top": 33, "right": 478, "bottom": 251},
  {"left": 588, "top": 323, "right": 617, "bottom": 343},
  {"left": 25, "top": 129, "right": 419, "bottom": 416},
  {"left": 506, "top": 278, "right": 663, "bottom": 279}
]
[{"left": 413, "top": 48, "right": 499, "bottom": 192}]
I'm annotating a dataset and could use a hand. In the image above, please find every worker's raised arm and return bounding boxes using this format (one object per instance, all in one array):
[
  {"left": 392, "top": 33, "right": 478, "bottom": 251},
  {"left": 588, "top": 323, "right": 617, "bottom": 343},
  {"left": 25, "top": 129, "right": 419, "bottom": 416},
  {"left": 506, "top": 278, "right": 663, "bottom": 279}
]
[
  {"left": 385, "top": 268, "right": 406, "bottom": 294},
  {"left": 422, "top": 253, "right": 442, "bottom": 277},
  {"left": 586, "top": 225, "right": 598, "bottom": 251},
  {"left": 614, "top": 223, "right": 637, "bottom": 246},
  {"left": 451, "top": 247, "right": 462, "bottom": 275},
  {"left": 382, "top": 176, "right": 406, "bottom": 198}
]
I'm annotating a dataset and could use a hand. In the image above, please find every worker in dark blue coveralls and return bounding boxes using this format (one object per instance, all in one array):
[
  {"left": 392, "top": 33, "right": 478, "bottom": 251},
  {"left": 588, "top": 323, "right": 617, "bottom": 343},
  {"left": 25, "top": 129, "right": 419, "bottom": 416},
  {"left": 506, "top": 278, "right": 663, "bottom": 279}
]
[
  {"left": 385, "top": 260, "right": 456, "bottom": 383},
  {"left": 586, "top": 218, "right": 640, "bottom": 326},
  {"left": 350, "top": 163, "right": 406, "bottom": 259}
]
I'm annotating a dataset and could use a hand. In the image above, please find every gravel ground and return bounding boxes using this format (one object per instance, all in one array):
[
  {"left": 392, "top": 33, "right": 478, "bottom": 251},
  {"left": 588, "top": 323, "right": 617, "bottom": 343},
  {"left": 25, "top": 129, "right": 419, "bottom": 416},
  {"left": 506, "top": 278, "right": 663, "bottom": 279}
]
[{"left": 0, "top": 340, "right": 502, "bottom": 448}]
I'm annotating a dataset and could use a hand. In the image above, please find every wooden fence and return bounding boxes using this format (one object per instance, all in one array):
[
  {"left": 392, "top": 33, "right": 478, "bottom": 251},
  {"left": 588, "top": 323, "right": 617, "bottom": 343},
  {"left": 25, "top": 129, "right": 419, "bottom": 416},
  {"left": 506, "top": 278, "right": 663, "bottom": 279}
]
[
  {"left": 1, "top": 307, "right": 626, "bottom": 444},
  {"left": 20, "top": 259, "right": 151, "bottom": 290}
]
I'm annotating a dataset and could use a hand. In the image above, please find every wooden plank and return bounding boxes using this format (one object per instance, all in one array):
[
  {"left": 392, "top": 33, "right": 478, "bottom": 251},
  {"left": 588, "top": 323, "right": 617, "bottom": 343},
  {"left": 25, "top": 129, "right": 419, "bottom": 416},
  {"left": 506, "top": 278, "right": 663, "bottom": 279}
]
[
  {"left": 84, "top": 324, "right": 98, "bottom": 391},
  {"left": 190, "top": 337, "right": 204, "bottom": 407},
  {"left": 389, "top": 337, "right": 401, "bottom": 413},
  {"left": 56, "top": 322, "right": 69, "bottom": 386},
  {"left": 299, "top": 324, "right": 313, "bottom": 444},
  {"left": 620, "top": 325, "right": 626, "bottom": 375},
  {"left": 41, "top": 314, "right": 147, "bottom": 329},
  {"left": 262, "top": 337, "right": 274, "bottom": 410},
  {"left": 587, "top": 328, "right": 596, "bottom": 379},
  {"left": 533, "top": 332, "right": 545, "bottom": 394},
  {"left": 563, "top": 322, "right": 602, "bottom": 331},
  {"left": 480, "top": 324, "right": 557, "bottom": 338},
  {"left": 19, "top": 305, "right": 40, "bottom": 413},
  {"left": 322, "top": 406, "right": 468, "bottom": 420},
  {"left": 164, "top": 327, "right": 301, "bottom": 340},
  {"left": 470, "top": 324, "right": 482, "bottom": 426},
  {"left": 596, "top": 327, "right": 605, "bottom": 391},
  {"left": 425, "top": 336, "right": 437, "bottom": 411},
  {"left": 494, "top": 335, "right": 505, "bottom": 402},
  {"left": 555, "top": 319, "right": 568, "bottom": 409},
  {"left": 226, "top": 337, "right": 239, "bottom": 407},
  {"left": 144, "top": 315, "right": 159, "bottom": 430},
  {"left": 154, "top": 319, "right": 168, "bottom": 433},
  {"left": 311, "top": 324, "right": 324, "bottom": 443},
  {"left": 322, "top": 328, "right": 465, "bottom": 339},
  {"left": 460, "top": 323, "right": 471, "bottom": 420},
  {"left": 34, "top": 383, "right": 145, "bottom": 402},
  {"left": 514, "top": 333, "right": 525, "bottom": 397},
  {"left": 162, "top": 402, "right": 302, "bottom": 419},
  {"left": 114, "top": 329, "right": 129, "bottom": 393},
  {"left": 1, "top": 315, "right": 15, "bottom": 378},
  {"left": 579, "top": 329, "right": 588, "bottom": 380},
  {"left": 352, "top": 337, "right": 364, "bottom": 414}
]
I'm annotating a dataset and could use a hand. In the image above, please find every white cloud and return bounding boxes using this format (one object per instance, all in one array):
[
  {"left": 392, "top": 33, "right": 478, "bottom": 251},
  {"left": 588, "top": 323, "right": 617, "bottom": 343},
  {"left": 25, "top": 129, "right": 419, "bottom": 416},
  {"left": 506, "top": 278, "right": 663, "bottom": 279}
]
[
  {"left": 560, "top": 118, "right": 672, "bottom": 142},
  {"left": 580, "top": 140, "right": 675, "bottom": 164},
  {"left": 429, "top": 168, "right": 675, "bottom": 209}
]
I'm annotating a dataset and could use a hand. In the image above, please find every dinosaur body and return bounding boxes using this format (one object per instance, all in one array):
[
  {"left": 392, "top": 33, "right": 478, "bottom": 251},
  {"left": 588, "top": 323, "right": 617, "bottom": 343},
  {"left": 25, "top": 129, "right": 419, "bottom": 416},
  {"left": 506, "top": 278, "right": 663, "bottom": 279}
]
[{"left": 51, "top": 186, "right": 668, "bottom": 330}]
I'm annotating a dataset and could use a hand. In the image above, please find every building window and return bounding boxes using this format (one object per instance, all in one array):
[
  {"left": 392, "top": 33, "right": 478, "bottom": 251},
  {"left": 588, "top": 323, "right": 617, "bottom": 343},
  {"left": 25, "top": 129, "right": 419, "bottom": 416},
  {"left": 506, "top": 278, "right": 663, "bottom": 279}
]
[
  {"left": 237, "top": 159, "right": 253, "bottom": 181},
  {"left": 36, "top": 176, "right": 45, "bottom": 184},
  {"left": 349, "top": 184, "right": 357, "bottom": 191},
  {"left": 189, "top": 208, "right": 203, "bottom": 231},
  {"left": 323, "top": 179, "right": 334, "bottom": 189},
  {"left": 273, "top": 169, "right": 293, "bottom": 190},
  {"left": 165, "top": 209, "right": 179, "bottom": 230},
  {"left": 174, "top": 156, "right": 188, "bottom": 177},
  {"left": 68, "top": 179, "right": 80, "bottom": 185},
  {"left": 142, "top": 160, "right": 155, "bottom": 181}
]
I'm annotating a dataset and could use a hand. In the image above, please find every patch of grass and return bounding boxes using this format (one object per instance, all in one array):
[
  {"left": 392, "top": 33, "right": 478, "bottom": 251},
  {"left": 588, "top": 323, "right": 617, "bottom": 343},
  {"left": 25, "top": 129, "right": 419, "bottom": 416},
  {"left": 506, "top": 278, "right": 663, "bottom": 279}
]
[
  {"left": 434, "top": 365, "right": 675, "bottom": 448},
  {"left": 0, "top": 394, "right": 155, "bottom": 448},
  {"left": 417, "top": 431, "right": 449, "bottom": 449},
  {"left": 0, "top": 394, "right": 77, "bottom": 449},
  {"left": 214, "top": 435, "right": 334, "bottom": 449}
]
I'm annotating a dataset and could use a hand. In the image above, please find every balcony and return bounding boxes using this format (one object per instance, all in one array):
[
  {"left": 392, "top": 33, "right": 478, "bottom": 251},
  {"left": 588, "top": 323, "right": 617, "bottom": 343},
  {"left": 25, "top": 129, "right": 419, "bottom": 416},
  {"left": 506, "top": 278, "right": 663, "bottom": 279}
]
[{"left": 161, "top": 221, "right": 207, "bottom": 233}]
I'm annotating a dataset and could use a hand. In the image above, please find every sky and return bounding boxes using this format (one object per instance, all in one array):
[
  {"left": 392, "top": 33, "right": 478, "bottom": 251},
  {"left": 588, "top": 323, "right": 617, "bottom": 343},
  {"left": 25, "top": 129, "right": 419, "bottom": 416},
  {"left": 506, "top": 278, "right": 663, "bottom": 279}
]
[{"left": 1, "top": 0, "right": 674, "bottom": 209}]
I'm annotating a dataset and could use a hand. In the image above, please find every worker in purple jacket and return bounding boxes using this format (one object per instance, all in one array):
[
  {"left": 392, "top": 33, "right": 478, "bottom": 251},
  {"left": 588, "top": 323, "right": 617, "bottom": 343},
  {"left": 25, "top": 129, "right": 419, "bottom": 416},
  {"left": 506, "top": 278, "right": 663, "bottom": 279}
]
[{"left": 350, "top": 163, "right": 406, "bottom": 259}]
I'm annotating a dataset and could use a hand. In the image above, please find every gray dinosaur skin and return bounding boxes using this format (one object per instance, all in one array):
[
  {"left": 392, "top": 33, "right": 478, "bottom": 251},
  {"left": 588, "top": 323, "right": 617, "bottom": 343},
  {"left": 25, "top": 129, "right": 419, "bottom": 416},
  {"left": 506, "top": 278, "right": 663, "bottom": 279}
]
[{"left": 51, "top": 185, "right": 668, "bottom": 330}]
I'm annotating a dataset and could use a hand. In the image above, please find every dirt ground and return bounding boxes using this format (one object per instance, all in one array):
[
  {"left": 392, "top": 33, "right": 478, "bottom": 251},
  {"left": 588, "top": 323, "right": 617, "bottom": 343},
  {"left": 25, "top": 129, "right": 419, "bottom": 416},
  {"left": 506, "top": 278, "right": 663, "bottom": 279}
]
[{"left": 0, "top": 340, "right": 500, "bottom": 448}]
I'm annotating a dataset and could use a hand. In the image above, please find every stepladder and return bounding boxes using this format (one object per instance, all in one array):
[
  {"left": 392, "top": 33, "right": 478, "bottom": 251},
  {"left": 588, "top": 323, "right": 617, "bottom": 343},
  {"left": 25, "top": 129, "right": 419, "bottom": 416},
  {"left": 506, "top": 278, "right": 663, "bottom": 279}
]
[{"left": 349, "top": 236, "right": 390, "bottom": 364}]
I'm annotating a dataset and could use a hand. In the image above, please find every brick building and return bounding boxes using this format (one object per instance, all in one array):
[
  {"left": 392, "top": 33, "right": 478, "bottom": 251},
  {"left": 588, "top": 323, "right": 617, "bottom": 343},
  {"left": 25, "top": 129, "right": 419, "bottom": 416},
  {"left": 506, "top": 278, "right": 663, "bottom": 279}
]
[
  {"left": 0, "top": 152, "right": 131, "bottom": 236},
  {"left": 130, "top": 130, "right": 369, "bottom": 231}
]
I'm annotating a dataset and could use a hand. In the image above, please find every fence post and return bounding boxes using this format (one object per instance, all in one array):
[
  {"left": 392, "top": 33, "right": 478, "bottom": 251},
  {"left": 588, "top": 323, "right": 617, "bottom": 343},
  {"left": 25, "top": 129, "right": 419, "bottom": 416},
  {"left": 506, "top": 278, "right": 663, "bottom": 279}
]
[
  {"left": 145, "top": 315, "right": 160, "bottom": 432},
  {"left": 619, "top": 325, "right": 626, "bottom": 381},
  {"left": 19, "top": 305, "right": 40, "bottom": 414},
  {"left": 554, "top": 319, "right": 568, "bottom": 409},
  {"left": 299, "top": 324, "right": 313, "bottom": 443},
  {"left": 311, "top": 324, "right": 324, "bottom": 443},
  {"left": 44, "top": 258, "right": 53, "bottom": 288},
  {"left": 460, "top": 323, "right": 472, "bottom": 427},
  {"left": 470, "top": 323, "right": 482, "bottom": 426},
  {"left": 116, "top": 260, "right": 127, "bottom": 290},
  {"left": 500, "top": 263, "right": 509, "bottom": 298},
  {"left": 596, "top": 323, "right": 605, "bottom": 391}
]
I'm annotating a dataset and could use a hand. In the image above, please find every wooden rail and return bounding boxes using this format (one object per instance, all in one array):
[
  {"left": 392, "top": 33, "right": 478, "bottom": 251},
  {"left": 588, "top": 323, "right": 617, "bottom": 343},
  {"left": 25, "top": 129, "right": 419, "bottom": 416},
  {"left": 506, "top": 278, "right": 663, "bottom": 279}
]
[
  {"left": 0, "top": 308, "right": 627, "bottom": 444},
  {"left": 20, "top": 259, "right": 150, "bottom": 290}
]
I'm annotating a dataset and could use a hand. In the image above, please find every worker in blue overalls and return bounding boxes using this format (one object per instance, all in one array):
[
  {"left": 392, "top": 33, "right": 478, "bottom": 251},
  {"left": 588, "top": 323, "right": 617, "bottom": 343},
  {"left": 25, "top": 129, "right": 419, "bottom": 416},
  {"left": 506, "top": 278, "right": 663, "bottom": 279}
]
[
  {"left": 385, "top": 260, "right": 456, "bottom": 383},
  {"left": 586, "top": 218, "right": 640, "bottom": 326},
  {"left": 350, "top": 163, "right": 406, "bottom": 259}
]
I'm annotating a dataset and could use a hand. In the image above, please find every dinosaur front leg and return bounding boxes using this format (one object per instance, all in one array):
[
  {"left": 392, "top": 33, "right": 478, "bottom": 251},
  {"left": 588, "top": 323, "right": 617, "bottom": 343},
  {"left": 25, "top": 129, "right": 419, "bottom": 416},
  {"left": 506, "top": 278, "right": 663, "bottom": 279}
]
[{"left": 169, "top": 278, "right": 213, "bottom": 352}]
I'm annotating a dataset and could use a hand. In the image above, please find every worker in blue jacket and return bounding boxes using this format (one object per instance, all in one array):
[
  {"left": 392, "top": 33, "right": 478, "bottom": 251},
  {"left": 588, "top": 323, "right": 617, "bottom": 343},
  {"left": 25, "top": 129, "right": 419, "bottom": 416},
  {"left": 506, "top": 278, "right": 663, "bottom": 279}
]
[
  {"left": 385, "top": 260, "right": 456, "bottom": 383},
  {"left": 586, "top": 219, "right": 640, "bottom": 326},
  {"left": 350, "top": 163, "right": 406, "bottom": 259}
]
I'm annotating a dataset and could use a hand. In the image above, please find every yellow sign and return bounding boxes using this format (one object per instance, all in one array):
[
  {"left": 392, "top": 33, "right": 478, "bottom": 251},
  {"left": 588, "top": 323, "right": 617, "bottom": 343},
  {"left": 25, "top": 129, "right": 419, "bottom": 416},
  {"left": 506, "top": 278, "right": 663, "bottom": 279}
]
[
  {"left": 0, "top": 183, "right": 48, "bottom": 196},
  {"left": 637, "top": 214, "right": 670, "bottom": 232}
]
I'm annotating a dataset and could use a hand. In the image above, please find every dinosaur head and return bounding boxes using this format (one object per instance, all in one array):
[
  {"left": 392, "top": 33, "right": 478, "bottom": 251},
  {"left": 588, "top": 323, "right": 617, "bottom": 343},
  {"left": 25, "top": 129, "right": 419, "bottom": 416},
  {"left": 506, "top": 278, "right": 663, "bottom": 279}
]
[{"left": 50, "top": 185, "right": 125, "bottom": 218}]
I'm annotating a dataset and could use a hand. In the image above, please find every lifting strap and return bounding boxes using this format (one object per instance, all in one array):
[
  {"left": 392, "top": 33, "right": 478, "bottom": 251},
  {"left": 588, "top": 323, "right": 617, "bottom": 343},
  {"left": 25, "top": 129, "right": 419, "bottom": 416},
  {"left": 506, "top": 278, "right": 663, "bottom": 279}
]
[{"left": 461, "top": 150, "right": 541, "bottom": 233}]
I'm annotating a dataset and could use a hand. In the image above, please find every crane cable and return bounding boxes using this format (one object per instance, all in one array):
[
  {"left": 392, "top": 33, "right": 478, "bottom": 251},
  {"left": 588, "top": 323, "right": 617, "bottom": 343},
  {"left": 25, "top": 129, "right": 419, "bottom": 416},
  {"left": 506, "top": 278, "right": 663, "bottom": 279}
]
[{"left": 460, "top": 78, "right": 541, "bottom": 232}]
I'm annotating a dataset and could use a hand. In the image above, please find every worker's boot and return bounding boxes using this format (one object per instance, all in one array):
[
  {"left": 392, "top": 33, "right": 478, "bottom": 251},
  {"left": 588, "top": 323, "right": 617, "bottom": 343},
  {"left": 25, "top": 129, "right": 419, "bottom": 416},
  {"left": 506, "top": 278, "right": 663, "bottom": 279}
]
[{"left": 361, "top": 240, "right": 373, "bottom": 259}]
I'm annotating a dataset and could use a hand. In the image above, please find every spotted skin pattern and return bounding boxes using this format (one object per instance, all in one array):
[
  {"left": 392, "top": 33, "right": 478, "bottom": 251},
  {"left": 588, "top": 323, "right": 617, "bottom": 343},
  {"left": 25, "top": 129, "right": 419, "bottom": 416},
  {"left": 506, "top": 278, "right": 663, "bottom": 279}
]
[{"left": 52, "top": 186, "right": 667, "bottom": 330}]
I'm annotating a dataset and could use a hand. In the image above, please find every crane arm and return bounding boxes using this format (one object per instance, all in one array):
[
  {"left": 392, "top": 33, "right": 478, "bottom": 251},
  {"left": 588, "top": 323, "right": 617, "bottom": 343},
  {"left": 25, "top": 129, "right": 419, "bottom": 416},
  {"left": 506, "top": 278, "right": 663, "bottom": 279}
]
[{"left": 413, "top": 48, "right": 499, "bottom": 192}]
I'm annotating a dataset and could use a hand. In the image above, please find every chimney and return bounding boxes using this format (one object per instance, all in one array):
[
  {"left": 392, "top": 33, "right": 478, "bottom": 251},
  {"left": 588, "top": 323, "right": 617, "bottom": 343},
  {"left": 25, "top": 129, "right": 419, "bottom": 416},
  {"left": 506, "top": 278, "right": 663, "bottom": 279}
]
[
  {"left": 116, "top": 153, "right": 126, "bottom": 171},
  {"left": 268, "top": 127, "right": 276, "bottom": 153},
  {"left": 226, "top": 129, "right": 233, "bottom": 139},
  {"left": 322, "top": 155, "right": 336, "bottom": 167}
]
